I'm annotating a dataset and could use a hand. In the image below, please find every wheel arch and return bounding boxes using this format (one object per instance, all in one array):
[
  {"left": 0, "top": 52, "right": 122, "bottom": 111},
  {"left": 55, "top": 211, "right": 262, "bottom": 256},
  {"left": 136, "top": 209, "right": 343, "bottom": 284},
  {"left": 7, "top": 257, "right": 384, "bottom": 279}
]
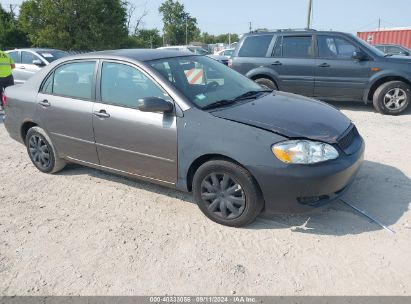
[
  {"left": 365, "top": 75, "right": 411, "bottom": 102},
  {"left": 20, "top": 120, "right": 39, "bottom": 144},
  {"left": 245, "top": 68, "right": 280, "bottom": 89},
  {"left": 186, "top": 154, "right": 263, "bottom": 196}
]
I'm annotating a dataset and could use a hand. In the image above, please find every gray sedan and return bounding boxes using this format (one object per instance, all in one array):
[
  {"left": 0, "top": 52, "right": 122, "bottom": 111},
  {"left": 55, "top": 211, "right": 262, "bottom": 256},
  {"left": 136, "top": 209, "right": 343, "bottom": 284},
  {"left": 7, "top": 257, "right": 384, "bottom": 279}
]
[{"left": 3, "top": 50, "right": 364, "bottom": 227}]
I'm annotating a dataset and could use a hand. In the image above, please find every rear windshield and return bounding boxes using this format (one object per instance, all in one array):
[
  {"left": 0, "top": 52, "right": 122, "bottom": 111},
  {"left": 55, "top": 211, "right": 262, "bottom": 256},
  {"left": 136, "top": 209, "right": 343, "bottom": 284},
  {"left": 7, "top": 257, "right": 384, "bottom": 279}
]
[{"left": 238, "top": 35, "right": 273, "bottom": 57}]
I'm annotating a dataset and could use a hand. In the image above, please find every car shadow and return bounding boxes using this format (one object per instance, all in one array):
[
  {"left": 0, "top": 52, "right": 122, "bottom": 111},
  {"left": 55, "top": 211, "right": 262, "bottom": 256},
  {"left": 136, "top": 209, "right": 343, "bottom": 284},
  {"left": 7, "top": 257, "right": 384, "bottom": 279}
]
[
  {"left": 60, "top": 160, "right": 409, "bottom": 236},
  {"left": 250, "top": 160, "right": 410, "bottom": 235},
  {"left": 59, "top": 163, "right": 195, "bottom": 204},
  {"left": 324, "top": 99, "right": 411, "bottom": 115}
]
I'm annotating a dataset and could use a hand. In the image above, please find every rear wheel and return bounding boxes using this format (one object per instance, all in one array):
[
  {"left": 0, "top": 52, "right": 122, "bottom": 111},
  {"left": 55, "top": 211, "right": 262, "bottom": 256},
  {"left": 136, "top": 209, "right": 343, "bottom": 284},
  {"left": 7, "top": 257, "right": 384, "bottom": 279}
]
[
  {"left": 193, "top": 160, "right": 264, "bottom": 227},
  {"left": 254, "top": 78, "right": 278, "bottom": 90},
  {"left": 26, "top": 127, "right": 66, "bottom": 173},
  {"left": 373, "top": 81, "right": 410, "bottom": 115}
]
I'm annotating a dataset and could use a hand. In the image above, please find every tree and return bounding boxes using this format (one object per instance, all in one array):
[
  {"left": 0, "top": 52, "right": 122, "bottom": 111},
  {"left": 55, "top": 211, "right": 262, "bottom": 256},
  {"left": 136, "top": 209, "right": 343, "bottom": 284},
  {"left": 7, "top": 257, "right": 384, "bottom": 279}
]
[
  {"left": 0, "top": 4, "right": 29, "bottom": 49},
  {"left": 19, "top": 0, "right": 129, "bottom": 50},
  {"left": 124, "top": 0, "right": 149, "bottom": 35},
  {"left": 159, "top": 0, "right": 200, "bottom": 45},
  {"left": 128, "top": 28, "right": 163, "bottom": 49}
]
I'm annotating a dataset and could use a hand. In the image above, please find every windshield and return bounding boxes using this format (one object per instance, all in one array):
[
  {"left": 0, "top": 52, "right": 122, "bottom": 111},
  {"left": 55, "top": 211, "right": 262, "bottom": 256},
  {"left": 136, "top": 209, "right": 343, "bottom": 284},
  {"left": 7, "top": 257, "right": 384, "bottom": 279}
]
[
  {"left": 347, "top": 34, "right": 386, "bottom": 57},
  {"left": 38, "top": 50, "right": 69, "bottom": 63},
  {"left": 148, "top": 55, "right": 264, "bottom": 109}
]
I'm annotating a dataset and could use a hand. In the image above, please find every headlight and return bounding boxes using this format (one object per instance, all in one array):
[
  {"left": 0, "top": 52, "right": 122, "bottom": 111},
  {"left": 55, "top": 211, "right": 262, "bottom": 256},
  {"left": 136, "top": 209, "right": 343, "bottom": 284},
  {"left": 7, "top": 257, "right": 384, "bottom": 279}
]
[{"left": 272, "top": 140, "right": 339, "bottom": 164}]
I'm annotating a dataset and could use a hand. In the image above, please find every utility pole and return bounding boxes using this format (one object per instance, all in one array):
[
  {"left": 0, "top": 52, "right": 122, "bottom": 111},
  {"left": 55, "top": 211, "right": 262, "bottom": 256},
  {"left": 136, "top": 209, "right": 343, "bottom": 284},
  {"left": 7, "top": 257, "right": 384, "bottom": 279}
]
[
  {"left": 185, "top": 17, "right": 188, "bottom": 45},
  {"left": 306, "top": 0, "right": 313, "bottom": 29},
  {"left": 249, "top": 22, "right": 252, "bottom": 33},
  {"left": 378, "top": 18, "right": 381, "bottom": 31},
  {"left": 228, "top": 33, "right": 231, "bottom": 46}
]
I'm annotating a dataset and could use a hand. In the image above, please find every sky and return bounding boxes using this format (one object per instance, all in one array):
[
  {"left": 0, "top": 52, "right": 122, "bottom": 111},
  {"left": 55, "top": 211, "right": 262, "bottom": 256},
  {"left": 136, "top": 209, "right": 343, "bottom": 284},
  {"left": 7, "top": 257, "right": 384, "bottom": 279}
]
[{"left": 2, "top": 0, "right": 411, "bottom": 35}]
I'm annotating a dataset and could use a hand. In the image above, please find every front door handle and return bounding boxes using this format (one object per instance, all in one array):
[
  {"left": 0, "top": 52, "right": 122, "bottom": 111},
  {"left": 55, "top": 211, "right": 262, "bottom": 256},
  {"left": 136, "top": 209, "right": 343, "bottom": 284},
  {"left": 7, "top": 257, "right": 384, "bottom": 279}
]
[
  {"left": 19, "top": 66, "right": 26, "bottom": 69},
  {"left": 318, "top": 63, "right": 331, "bottom": 68},
  {"left": 271, "top": 61, "right": 282, "bottom": 66},
  {"left": 38, "top": 99, "right": 50, "bottom": 107},
  {"left": 93, "top": 110, "right": 110, "bottom": 118}
]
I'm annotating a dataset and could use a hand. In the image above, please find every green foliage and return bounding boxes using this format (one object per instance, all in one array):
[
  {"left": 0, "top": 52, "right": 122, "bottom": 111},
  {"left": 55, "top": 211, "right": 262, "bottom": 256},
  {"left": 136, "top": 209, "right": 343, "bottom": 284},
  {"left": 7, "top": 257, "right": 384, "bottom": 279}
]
[
  {"left": 159, "top": 0, "right": 200, "bottom": 45},
  {"left": 127, "top": 29, "right": 163, "bottom": 49},
  {"left": 0, "top": 5, "right": 29, "bottom": 49},
  {"left": 18, "top": 0, "right": 129, "bottom": 50},
  {"left": 199, "top": 32, "right": 239, "bottom": 45},
  {"left": 2, "top": 0, "right": 239, "bottom": 51}
]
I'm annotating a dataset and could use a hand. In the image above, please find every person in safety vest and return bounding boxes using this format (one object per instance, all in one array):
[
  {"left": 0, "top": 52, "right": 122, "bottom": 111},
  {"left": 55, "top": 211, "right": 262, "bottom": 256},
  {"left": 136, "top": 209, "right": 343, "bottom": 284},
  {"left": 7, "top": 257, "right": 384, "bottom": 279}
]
[{"left": 0, "top": 50, "right": 15, "bottom": 111}]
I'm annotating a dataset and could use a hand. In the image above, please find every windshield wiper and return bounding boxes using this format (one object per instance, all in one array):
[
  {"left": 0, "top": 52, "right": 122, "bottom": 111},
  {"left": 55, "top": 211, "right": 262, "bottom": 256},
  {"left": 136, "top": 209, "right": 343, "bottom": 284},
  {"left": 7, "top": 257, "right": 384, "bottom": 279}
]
[
  {"left": 202, "top": 99, "right": 237, "bottom": 110},
  {"left": 201, "top": 90, "right": 273, "bottom": 110},
  {"left": 233, "top": 90, "right": 273, "bottom": 101}
]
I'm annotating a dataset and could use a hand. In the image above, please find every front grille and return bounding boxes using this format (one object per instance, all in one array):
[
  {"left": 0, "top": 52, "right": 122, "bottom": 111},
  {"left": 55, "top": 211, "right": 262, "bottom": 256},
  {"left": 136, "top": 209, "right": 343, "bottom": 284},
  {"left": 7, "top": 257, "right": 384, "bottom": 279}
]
[{"left": 338, "top": 124, "right": 360, "bottom": 154}]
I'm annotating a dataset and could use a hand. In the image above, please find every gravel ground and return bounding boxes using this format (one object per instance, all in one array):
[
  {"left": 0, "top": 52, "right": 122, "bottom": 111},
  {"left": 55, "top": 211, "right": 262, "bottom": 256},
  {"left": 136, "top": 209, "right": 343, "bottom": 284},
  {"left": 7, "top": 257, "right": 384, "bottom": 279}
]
[{"left": 0, "top": 102, "right": 410, "bottom": 296}]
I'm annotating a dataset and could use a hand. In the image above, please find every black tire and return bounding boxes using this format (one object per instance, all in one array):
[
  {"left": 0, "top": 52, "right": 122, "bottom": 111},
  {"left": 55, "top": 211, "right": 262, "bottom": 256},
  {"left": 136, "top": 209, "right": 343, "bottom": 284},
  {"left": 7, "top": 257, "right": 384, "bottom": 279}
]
[
  {"left": 373, "top": 80, "right": 411, "bottom": 115},
  {"left": 254, "top": 78, "right": 278, "bottom": 90},
  {"left": 193, "top": 160, "right": 264, "bottom": 227},
  {"left": 26, "top": 127, "right": 66, "bottom": 174}
]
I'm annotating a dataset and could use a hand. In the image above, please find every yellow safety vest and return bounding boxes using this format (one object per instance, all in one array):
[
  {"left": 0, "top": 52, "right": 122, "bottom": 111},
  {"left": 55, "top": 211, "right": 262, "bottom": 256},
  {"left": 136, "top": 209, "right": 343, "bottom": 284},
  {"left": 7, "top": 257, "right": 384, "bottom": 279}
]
[{"left": 0, "top": 51, "right": 14, "bottom": 78}]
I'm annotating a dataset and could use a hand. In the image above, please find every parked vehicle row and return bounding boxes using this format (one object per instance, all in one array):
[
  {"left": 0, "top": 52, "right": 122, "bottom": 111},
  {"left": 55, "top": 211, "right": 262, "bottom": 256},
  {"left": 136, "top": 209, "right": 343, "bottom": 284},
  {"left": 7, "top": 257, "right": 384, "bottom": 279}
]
[
  {"left": 3, "top": 50, "right": 364, "bottom": 227},
  {"left": 229, "top": 29, "right": 411, "bottom": 115},
  {"left": 157, "top": 45, "right": 229, "bottom": 65}
]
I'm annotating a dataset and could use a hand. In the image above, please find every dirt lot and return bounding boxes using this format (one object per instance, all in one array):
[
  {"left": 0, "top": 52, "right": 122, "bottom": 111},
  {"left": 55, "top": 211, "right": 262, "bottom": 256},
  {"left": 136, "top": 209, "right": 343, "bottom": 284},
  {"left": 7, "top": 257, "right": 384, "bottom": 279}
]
[{"left": 0, "top": 102, "right": 410, "bottom": 296}]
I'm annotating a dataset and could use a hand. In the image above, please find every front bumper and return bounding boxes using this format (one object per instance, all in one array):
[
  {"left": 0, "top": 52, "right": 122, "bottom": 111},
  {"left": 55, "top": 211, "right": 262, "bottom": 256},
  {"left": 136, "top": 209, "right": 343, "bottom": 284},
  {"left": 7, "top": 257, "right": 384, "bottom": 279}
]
[{"left": 249, "top": 138, "right": 365, "bottom": 214}]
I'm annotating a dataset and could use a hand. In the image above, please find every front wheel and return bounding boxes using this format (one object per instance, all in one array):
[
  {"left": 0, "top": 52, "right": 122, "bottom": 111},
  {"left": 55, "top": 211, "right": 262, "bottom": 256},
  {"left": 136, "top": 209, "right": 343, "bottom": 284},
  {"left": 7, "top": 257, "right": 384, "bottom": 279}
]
[
  {"left": 373, "top": 81, "right": 410, "bottom": 115},
  {"left": 193, "top": 160, "right": 264, "bottom": 227},
  {"left": 26, "top": 127, "right": 66, "bottom": 173}
]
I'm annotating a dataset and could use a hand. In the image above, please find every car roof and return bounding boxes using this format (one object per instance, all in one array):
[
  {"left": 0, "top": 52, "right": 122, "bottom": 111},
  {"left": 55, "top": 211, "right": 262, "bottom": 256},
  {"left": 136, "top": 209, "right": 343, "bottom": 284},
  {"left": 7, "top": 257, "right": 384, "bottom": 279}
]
[
  {"left": 244, "top": 30, "right": 348, "bottom": 36},
  {"left": 69, "top": 49, "right": 196, "bottom": 62},
  {"left": 6, "top": 48, "right": 63, "bottom": 52}
]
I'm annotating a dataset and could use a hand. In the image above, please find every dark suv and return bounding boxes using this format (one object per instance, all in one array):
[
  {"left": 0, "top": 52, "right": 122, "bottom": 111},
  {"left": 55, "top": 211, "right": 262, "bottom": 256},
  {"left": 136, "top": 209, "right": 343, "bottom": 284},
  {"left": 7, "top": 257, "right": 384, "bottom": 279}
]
[{"left": 230, "top": 29, "right": 411, "bottom": 115}]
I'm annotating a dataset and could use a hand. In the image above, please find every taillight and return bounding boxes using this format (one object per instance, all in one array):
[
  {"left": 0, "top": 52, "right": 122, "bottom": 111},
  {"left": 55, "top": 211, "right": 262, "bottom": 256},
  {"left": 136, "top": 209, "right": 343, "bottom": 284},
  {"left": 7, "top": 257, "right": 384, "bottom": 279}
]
[
  {"left": 228, "top": 59, "right": 233, "bottom": 68},
  {"left": 2, "top": 93, "right": 6, "bottom": 107}
]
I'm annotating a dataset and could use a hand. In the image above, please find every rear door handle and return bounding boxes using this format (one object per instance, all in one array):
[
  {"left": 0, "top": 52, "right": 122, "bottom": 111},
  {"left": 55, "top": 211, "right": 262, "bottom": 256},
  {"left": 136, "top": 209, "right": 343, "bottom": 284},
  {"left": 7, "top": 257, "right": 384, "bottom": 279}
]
[
  {"left": 93, "top": 110, "right": 110, "bottom": 118},
  {"left": 318, "top": 63, "right": 331, "bottom": 68},
  {"left": 19, "top": 66, "right": 26, "bottom": 70},
  {"left": 271, "top": 61, "right": 282, "bottom": 66},
  {"left": 38, "top": 99, "right": 50, "bottom": 107}
]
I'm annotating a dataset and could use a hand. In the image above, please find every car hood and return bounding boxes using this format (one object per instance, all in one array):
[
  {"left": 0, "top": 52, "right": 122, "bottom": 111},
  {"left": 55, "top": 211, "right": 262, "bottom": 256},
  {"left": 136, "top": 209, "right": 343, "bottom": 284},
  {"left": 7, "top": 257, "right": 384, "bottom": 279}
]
[
  {"left": 380, "top": 55, "right": 411, "bottom": 63},
  {"left": 211, "top": 91, "right": 351, "bottom": 143}
]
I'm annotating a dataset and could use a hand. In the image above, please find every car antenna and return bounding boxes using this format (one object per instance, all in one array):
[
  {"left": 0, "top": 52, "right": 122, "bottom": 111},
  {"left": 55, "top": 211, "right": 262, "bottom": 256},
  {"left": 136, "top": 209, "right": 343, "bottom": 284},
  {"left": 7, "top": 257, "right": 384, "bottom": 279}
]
[{"left": 340, "top": 199, "right": 395, "bottom": 234}]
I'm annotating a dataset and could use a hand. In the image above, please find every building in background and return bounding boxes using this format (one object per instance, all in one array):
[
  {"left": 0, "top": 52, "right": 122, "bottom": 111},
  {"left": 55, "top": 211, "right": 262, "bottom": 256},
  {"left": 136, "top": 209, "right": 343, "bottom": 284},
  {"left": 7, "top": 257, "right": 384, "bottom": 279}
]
[{"left": 357, "top": 28, "right": 411, "bottom": 49}]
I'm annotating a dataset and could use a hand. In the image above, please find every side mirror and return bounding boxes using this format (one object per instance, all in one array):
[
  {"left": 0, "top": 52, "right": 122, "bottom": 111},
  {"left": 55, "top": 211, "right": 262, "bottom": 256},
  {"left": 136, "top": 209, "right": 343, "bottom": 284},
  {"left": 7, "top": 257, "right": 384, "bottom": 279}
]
[
  {"left": 138, "top": 97, "right": 174, "bottom": 113},
  {"left": 352, "top": 50, "right": 367, "bottom": 61},
  {"left": 33, "top": 59, "right": 45, "bottom": 67}
]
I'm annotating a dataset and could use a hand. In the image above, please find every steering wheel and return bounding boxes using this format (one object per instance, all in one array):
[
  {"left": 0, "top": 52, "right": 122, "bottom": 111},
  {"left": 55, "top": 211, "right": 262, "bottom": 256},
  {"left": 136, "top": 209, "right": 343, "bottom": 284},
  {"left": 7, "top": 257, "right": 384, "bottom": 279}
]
[{"left": 206, "top": 81, "right": 220, "bottom": 92}]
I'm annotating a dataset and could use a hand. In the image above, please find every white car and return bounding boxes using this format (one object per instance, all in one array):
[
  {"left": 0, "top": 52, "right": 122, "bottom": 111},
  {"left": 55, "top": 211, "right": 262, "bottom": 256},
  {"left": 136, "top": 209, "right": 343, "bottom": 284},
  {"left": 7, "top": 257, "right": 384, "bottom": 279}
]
[
  {"left": 214, "top": 48, "right": 235, "bottom": 58},
  {"left": 6, "top": 48, "right": 68, "bottom": 84},
  {"left": 157, "top": 45, "right": 209, "bottom": 55}
]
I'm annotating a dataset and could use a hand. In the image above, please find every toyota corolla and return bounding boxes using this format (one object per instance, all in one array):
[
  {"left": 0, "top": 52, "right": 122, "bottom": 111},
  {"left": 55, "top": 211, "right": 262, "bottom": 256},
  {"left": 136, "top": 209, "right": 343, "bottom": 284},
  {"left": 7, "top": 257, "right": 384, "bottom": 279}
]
[{"left": 3, "top": 50, "right": 364, "bottom": 227}]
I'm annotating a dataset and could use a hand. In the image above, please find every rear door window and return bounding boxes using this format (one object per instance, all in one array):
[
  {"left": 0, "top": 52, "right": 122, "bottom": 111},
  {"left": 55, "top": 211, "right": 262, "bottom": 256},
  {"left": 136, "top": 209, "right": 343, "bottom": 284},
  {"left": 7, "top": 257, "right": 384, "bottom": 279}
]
[
  {"left": 277, "top": 36, "right": 314, "bottom": 58},
  {"left": 238, "top": 35, "right": 274, "bottom": 57},
  {"left": 52, "top": 61, "right": 96, "bottom": 100}
]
